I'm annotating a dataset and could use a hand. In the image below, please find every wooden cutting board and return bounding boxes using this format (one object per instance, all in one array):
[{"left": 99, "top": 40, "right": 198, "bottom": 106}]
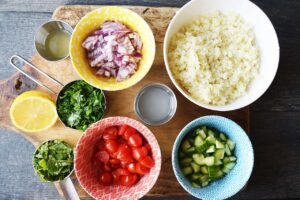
[{"left": 0, "top": 5, "right": 250, "bottom": 198}]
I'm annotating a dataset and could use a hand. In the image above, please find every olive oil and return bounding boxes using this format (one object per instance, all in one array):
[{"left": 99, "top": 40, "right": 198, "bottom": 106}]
[{"left": 45, "top": 30, "right": 70, "bottom": 60}]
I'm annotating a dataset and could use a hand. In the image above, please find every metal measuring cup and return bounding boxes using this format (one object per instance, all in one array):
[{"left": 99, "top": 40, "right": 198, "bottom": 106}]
[
  {"left": 32, "top": 139, "right": 79, "bottom": 200},
  {"left": 9, "top": 55, "right": 107, "bottom": 129},
  {"left": 34, "top": 20, "right": 73, "bottom": 61}
]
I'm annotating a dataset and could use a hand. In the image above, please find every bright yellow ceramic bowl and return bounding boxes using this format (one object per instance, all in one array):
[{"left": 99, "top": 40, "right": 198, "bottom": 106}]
[{"left": 70, "top": 6, "right": 156, "bottom": 91}]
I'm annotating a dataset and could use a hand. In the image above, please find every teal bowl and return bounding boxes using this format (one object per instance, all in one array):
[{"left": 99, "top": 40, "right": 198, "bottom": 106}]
[{"left": 172, "top": 116, "right": 254, "bottom": 200}]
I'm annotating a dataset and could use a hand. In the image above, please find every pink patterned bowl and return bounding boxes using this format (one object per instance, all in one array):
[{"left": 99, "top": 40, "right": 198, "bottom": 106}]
[{"left": 74, "top": 117, "right": 162, "bottom": 200}]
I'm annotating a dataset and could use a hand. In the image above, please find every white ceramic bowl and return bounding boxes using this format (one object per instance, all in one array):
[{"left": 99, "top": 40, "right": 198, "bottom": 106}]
[{"left": 164, "top": 0, "right": 279, "bottom": 111}]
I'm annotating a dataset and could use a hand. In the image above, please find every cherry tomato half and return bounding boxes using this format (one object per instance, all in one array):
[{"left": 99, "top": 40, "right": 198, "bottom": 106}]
[
  {"left": 102, "top": 133, "right": 117, "bottom": 141},
  {"left": 100, "top": 172, "right": 112, "bottom": 185},
  {"left": 120, "top": 174, "right": 138, "bottom": 187},
  {"left": 114, "top": 168, "right": 130, "bottom": 176},
  {"left": 140, "top": 156, "right": 155, "bottom": 168},
  {"left": 128, "top": 133, "right": 143, "bottom": 147},
  {"left": 109, "top": 158, "right": 120, "bottom": 165},
  {"left": 105, "top": 139, "right": 119, "bottom": 153},
  {"left": 104, "top": 126, "right": 118, "bottom": 136},
  {"left": 132, "top": 146, "right": 148, "bottom": 161},
  {"left": 123, "top": 126, "right": 137, "bottom": 140},
  {"left": 135, "top": 162, "right": 150, "bottom": 175},
  {"left": 103, "top": 163, "right": 112, "bottom": 172},
  {"left": 116, "top": 144, "right": 133, "bottom": 162},
  {"left": 127, "top": 163, "right": 136, "bottom": 173},
  {"left": 118, "top": 124, "right": 129, "bottom": 136},
  {"left": 144, "top": 143, "right": 151, "bottom": 152},
  {"left": 95, "top": 150, "right": 109, "bottom": 163}
]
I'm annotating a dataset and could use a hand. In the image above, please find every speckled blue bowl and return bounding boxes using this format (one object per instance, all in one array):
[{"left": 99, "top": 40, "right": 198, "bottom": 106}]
[{"left": 172, "top": 116, "right": 254, "bottom": 200}]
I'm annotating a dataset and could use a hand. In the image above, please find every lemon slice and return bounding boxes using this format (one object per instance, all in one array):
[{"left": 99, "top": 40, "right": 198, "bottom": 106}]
[{"left": 10, "top": 90, "right": 58, "bottom": 132}]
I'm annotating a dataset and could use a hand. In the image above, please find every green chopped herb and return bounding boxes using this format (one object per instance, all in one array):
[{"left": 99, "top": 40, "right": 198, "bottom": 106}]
[
  {"left": 57, "top": 80, "right": 106, "bottom": 131},
  {"left": 33, "top": 140, "right": 74, "bottom": 182}
]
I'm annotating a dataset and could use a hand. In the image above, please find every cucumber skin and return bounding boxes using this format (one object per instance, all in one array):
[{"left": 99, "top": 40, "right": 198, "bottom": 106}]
[{"left": 196, "top": 140, "right": 213, "bottom": 153}]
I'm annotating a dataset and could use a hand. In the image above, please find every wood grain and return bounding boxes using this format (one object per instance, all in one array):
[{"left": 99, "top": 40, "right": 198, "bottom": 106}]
[{"left": 0, "top": 5, "right": 249, "bottom": 198}]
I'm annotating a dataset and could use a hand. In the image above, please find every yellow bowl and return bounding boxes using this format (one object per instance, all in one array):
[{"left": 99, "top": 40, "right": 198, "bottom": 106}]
[{"left": 70, "top": 6, "right": 156, "bottom": 91}]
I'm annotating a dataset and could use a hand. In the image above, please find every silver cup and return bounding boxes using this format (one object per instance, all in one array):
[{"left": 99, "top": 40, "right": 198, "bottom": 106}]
[
  {"left": 34, "top": 20, "right": 73, "bottom": 61},
  {"left": 32, "top": 140, "right": 80, "bottom": 200}
]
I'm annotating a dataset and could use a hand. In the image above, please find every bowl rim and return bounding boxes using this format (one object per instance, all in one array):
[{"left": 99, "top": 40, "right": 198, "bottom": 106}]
[
  {"left": 163, "top": 0, "right": 280, "bottom": 111},
  {"left": 171, "top": 115, "right": 254, "bottom": 199},
  {"left": 70, "top": 6, "right": 156, "bottom": 91},
  {"left": 74, "top": 116, "right": 162, "bottom": 199}
]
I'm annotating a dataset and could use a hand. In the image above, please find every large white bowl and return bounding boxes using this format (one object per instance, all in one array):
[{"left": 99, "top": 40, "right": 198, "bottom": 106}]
[{"left": 164, "top": 0, "right": 279, "bottom": 111}]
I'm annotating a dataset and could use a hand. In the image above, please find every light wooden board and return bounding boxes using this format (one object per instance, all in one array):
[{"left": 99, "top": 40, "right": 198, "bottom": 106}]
[{"left": 0, "top": 5, "right": 249, "bottom": 198}]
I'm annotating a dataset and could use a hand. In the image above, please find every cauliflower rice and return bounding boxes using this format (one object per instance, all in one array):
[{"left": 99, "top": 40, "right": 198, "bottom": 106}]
[{"left": 168, "top": 11, "right": 260, "bottom": 106}]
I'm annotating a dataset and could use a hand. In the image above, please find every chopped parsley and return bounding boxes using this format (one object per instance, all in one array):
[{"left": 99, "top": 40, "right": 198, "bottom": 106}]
[{"left": 57, "top": 80, "right": 106, "bottom": 131}]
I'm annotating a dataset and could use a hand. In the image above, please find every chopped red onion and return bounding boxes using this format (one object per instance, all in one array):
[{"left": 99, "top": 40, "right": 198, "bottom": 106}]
[{"left": 82, "top": 20, "right": 143, "bottom": 81}]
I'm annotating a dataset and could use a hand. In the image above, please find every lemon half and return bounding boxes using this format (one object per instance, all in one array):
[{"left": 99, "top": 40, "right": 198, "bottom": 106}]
[{"left": 10, "top": 90, "right": 58, "bottom": 132}]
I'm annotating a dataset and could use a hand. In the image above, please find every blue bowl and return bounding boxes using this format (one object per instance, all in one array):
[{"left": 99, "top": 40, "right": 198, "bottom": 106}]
[{"left": 172, "top": 116, "right": 254, "bottom": 200}]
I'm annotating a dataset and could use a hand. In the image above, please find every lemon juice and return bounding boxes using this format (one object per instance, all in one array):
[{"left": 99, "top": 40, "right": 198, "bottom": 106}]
[{"left": 45, "top": 30, "right": 70, "bottom": 60}]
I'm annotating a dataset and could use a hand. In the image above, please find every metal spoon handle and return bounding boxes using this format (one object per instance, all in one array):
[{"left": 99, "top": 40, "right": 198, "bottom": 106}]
[
  {"left": 59, "top": 177, "right": 80, "bottom": 200},
  {"left": 9, "top": 55, "right": 64, "bottom": 95}
]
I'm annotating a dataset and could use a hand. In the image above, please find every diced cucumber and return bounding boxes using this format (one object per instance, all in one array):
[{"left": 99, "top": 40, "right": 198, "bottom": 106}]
[
  {"left": 199, "top": 175, "right": 209, "bottom": 183},
  {"left": 179, "top": 151, "right": 185, "bottom": 159},
  {"left": 201, "top": 166, "right": 208, "bottom": 174},
  {"left": 192, "top": 154, "right": 205, "bottom": 165},
  {"left": 190, "top": 173, "right": 201, "bottom": 181},
  {"left": 181, "top": 139, "right": 191, "bottom": 151},
  {"left": 182, "top": 166, "right": 193, "bottom": 175},
  {"left": 229, "top": 156, "right": 237, "bottom": 162},
  {"left": 206, "top": 145, "right": 215, "bottom": 153},
  {"left": 222, "top": 162, "right": 236, "bottom": 174},
  {"left": 208, "top": 130, "right": 215, "bottom": 137},
  {"left": 215, "top": 140, "right": 225, "bottom": 149},
  {"left": 179, "top": 126, "right": 237, "bottom": 188},
  {"left": 194, "top": 135, "right": 204, "bottom": 147},
  {"left": 204, "top": 156, "right": 214, "bottom": 166},
  {"left": 180, "top": 158, "right": 192, "bottom": 166},
  {"left": 206, "top": 135, "right": 216, "bottom": 144},
  {"left": 214, "top": 149, "right": 225, "bottom": 160},
  {"left": 191, "top": 181, "right": 201, "bottom": 188},
  {"left": 214, "top": 159, "right": 223, "bottom": 166},
  {"left": 219, "top": 133, "right": 227, "bottom": 141},
  {"left": 223, "top": 157, "right": 230, "bottom": 164},
  {"left": 185, "top": 147, "right": 196, "bottom": 156},
  {"left": 227, "top": 139, "right": 235, "bottom": 150},
  {"left": 208, "top": 166, "right": 223, "bottom": 179},
  {"left": 196, "top": 140, "right": 212, "bottom": 153},
  {"left": 191, "top": 162, "right": 201, "bottom": 173},
  {"left": 225, "top": 144, "right": 231, "bottom": 156},
  {"left": 201, "top": 181, "right": 209, "bottom": 187},
  {"left": 214, "top": 170, "right": 224, "bottom": 179},
  {"left": 194, "top": 128, "right": 201, "bottom": 135},
  {"left": 199, "top": 130, "right": 207, "bottom": 139},
  {"left": 208, "top": 166, "right": 217, "bottom": 178}
]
